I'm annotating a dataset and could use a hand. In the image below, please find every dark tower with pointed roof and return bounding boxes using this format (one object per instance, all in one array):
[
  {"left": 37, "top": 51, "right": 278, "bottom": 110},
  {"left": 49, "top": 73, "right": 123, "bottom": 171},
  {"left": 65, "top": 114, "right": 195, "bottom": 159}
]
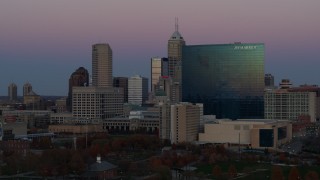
[
  {"left": 67, "top": 67, "right": 89, "bottom": 111},
  {"left": 167, "top": 18, "right": 185, "bottom": 103}
]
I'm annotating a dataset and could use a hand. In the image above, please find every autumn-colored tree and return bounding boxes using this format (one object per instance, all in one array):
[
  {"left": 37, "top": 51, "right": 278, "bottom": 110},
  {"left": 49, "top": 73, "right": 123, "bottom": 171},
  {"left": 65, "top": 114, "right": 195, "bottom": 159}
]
[
  {"left": 151, "top": 157, "right": 163, "bottom": 170},
  {"left": 288, "top": 166, "right": 300, "bottom": 180},
  {"left": 271, "top": 166, "right": 284, "bottom": 180},
  {"left": 212, "top": 165, "right": 222, "bottom": 178},
  {"left": 305, "top": 171, "right": 319, "bottom": 180},
  {"left": 89, "top": 144, "right": 101, "bottom": 157},
  {"left": 68, "top": 151, "right": 86, "bottom": 175},
  {"left": 228, "top": 164, "right": 237, "bottom": 179},
  {"left": 118, "top": 160, "right": 132, "bottom": 173}
]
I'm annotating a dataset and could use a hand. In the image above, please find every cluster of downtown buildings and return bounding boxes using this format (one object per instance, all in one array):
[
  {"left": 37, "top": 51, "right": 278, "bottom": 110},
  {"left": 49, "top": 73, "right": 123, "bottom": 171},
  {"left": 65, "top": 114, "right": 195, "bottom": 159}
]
[{"left": 1, "top": 23, "right": 319, "bottom": 150}]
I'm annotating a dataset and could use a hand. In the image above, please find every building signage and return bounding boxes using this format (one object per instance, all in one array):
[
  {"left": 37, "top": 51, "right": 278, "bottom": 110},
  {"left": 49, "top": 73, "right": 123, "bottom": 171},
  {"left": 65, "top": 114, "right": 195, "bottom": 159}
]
[{"left": 234, "top": 45, "right": 257, "bottom": 50}]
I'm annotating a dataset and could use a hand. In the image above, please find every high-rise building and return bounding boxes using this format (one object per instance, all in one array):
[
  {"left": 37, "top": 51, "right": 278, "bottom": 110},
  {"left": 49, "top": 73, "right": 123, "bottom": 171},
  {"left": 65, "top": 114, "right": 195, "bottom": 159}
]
[
  {"left": 265, "top": 74, "right": 275, "bottom": 88},
  {"left": 182, "top": 43, "right": 265, "bottom": 119},
  {"left": 151, "top": 57, "right": 168, "bottom": 92},
  {"left": 92, "top": 44, "right": 112, "bottom": 88},
  {"left": 170, "top": 102, "right": 202, "bottom": 144},
  {"left": 67, "top": 67, "right": 89, "bottom": 111},
  {"left": 113, "top": 77, "right": 128, "bottom": 103},
  {"left": 23, "top": 82, "right": 32, "bottom": 97},
  {"left": 8, "top": 83, "right": 17, "bottom": 101},
  {"left": 168, "top": 19, "right": 185, "bottom": 79},
  {"left": 72, "top": 43, "right": 124, "bottom": 120},
  {"left": 167, "top": 19, "right": 185, "bottom": 103},
  {"left": 157, "top": 76, "right": 180, "bottom": 103},
  {"left": 128, "top": 75, "right": 148, "bottom": 105}
]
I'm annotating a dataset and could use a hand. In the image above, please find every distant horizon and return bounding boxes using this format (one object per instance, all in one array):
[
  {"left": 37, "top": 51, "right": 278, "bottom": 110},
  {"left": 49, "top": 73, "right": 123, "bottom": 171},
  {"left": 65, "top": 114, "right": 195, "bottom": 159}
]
[{"left": 1, "top": 0, "right": 319, "bottom": 96}]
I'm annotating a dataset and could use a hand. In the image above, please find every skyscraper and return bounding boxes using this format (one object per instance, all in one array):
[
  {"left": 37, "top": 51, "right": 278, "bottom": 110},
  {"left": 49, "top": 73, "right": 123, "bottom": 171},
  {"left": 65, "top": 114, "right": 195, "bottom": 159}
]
[
  {"left": 128, "top": 75, "right": 148, "bottom": 105},
  {"left": 23, "top": 82, "right": 32, "bottom": 96},
  {"left": 151, "top": 57, "right": 168, "bottom": 92},
  {"left": 67, "top": 67, "right": 89, "bottom": 111},
  {"left": 168, "top": 18, "right": 185, "bottom": 79},
  {"left": 167, "top": 19, "right": 185, "bottom": 103},
  {"left": 72, "top": 43, "right": 124, "bottom": 120},
  {"left": 182, "top": 43, "right": 265, "bottom": 119},
  {"left": 8, "top": 83, "right": 17, "bottom": 101},
  {"left": 92, "top": 43, "right": 112, "bottom": 88}
]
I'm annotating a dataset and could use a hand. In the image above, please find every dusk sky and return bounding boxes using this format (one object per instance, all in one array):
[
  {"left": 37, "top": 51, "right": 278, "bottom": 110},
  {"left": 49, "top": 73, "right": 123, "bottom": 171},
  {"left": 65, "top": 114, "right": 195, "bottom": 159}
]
[{"left": 0, "top": 0, "right": 319, "bottom": 96}]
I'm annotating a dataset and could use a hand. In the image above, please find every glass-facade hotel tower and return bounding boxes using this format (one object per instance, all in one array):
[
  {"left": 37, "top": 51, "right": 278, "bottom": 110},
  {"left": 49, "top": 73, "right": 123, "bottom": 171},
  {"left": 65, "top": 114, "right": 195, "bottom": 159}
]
[{"left": 182, "top": 43, "right": 264, "bottom": 119}]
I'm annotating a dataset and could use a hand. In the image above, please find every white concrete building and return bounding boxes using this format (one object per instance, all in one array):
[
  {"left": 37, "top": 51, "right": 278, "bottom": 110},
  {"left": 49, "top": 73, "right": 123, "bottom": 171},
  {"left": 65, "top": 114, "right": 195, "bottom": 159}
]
[
  {"left": 264, "top": 90, "right": 316, "bottom": 122},
  {"left": 128, "top": 75, "right": 148, "bottom": 105}
]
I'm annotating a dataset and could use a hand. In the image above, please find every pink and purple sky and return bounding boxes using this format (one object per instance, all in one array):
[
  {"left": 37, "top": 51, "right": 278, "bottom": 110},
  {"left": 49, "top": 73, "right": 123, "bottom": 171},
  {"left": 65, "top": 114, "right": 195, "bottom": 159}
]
[{"left": 0, "top": 0, "right": 319, "bottom": 96}]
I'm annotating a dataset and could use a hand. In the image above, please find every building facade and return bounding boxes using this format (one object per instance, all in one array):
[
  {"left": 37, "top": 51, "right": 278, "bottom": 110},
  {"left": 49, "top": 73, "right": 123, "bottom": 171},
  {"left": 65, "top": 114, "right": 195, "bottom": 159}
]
[
  {"left": 128, "top": 75, "right": 148, "bottom": 105},
  {"left": 170, "top": 103, "right": 201, "bottom": 144},
  {"left": 23, "top": 82, "right": 32, "bottom": 97},
  {"left": 113, "top": 77, "right": 128, "bottom": 103},
  {"left": 199, "top": 119, "right": 292, "bottom": 149},
  {"left": 67, "top": 67, "right": 89, "bottom": 111},
  {"left": 182, "top": 43, "right": 265, "bottom": 119},
  {"left": 72, "top": 86, "right": 124, "bottom": 119},
  {"left": 167, "top": 19, "right": 185, "bottom": 103},
  {"left": 264, "top": 90, "right": 317, "bottom": 122},
  {"left": 265, "top": 74, "right": 275, "bottom": 88},
  {"left": 151, "top": 57, "right": 168, "bottom": 93},
  {"left": 8, "top": 83, "right": 17, "bottom": 101},
  {"left": 92, "top": 44, "right": 112, "bottom": 88}
]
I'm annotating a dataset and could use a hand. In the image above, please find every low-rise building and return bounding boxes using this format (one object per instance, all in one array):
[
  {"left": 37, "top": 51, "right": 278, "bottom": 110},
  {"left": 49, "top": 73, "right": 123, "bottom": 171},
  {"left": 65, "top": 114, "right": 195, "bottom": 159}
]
[{"left": 199, "top": 119, "right": 292, "bottom": 149}]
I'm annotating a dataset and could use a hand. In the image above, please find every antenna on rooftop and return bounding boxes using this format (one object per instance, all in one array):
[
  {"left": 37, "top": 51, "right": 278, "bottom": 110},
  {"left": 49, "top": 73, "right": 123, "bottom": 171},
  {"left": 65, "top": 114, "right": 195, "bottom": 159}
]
[{"left": 175, "top": 17, "right": 179, "bottom": 32}]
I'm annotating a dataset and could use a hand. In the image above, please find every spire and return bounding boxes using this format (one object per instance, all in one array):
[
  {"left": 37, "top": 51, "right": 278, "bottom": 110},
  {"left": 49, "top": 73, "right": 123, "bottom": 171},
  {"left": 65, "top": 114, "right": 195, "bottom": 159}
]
[
  {"left": 175, "top": 17, "right": 179, "bottom": 32},
  {"left": 170, "top": 18, "right": 184, "bottom": 40}
]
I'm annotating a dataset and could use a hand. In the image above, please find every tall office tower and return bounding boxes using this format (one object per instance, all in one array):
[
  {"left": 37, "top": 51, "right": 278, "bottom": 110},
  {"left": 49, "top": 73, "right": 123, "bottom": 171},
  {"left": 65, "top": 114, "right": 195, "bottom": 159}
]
[
  {"left": 128, "top": 75, "right": 148, "bottom": 105},
  {"left": 168, "top": 19, "right": 185, "bottom": 103},
  {"left": 92, "top": 43, "right": 112, "bottom": 88},
  {"left": 264, "top": 74, "right": 274, "bottom": 87},
  {"left": 72, "top": 43, "right": 124, "bottom": 120},
  {"left": 8, "top": 83, "right": 17, "bottom": 101},
  {"left": 113, "top": 77, "right": 128, "bottom": 103},
  {"left": 182, "top": 43, "right": 265, "bottom": 119},
  {"left": 151, "top": 57, "right": 168, "bottom": 92},
  {"left": 67, "top": 67, "right": 89, "bottom": 111},
  {"left": 23, "top": 82, "right": 32, "bottom": 96},
  {"left": 168, "top": 19, "right": 185, "bottom": 78},
  {"left": 170, "top": 102, "right": 201, "bottom": 144}
]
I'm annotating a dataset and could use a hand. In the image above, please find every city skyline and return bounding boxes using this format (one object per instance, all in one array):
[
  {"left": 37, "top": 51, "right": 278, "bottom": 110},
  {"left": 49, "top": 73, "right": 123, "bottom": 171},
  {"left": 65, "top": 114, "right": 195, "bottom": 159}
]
[{"left": 1, "top": 0, "right": 320, "bottom": 96}]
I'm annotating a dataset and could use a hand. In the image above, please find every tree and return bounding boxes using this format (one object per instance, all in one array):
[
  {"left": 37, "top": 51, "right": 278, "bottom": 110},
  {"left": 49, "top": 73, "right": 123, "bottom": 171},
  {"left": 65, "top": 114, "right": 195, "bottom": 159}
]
[
  {"left": 68, "top": 151, "right": 86, "bottom": 175},
  {"left": 212, "top": 165, "right": 222, "bottom": 178},
  {"left": 228, "top": 164, "right": 237, "bottom": 179},
  {"left": 288, "top": 166, "right": 300, "bottom": 180},
  {"left": 271, "top": 166, "right": 284, "bottom": 180},
  {"left": 305, "top": 171, "right": 319, "bottom": 180}
]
